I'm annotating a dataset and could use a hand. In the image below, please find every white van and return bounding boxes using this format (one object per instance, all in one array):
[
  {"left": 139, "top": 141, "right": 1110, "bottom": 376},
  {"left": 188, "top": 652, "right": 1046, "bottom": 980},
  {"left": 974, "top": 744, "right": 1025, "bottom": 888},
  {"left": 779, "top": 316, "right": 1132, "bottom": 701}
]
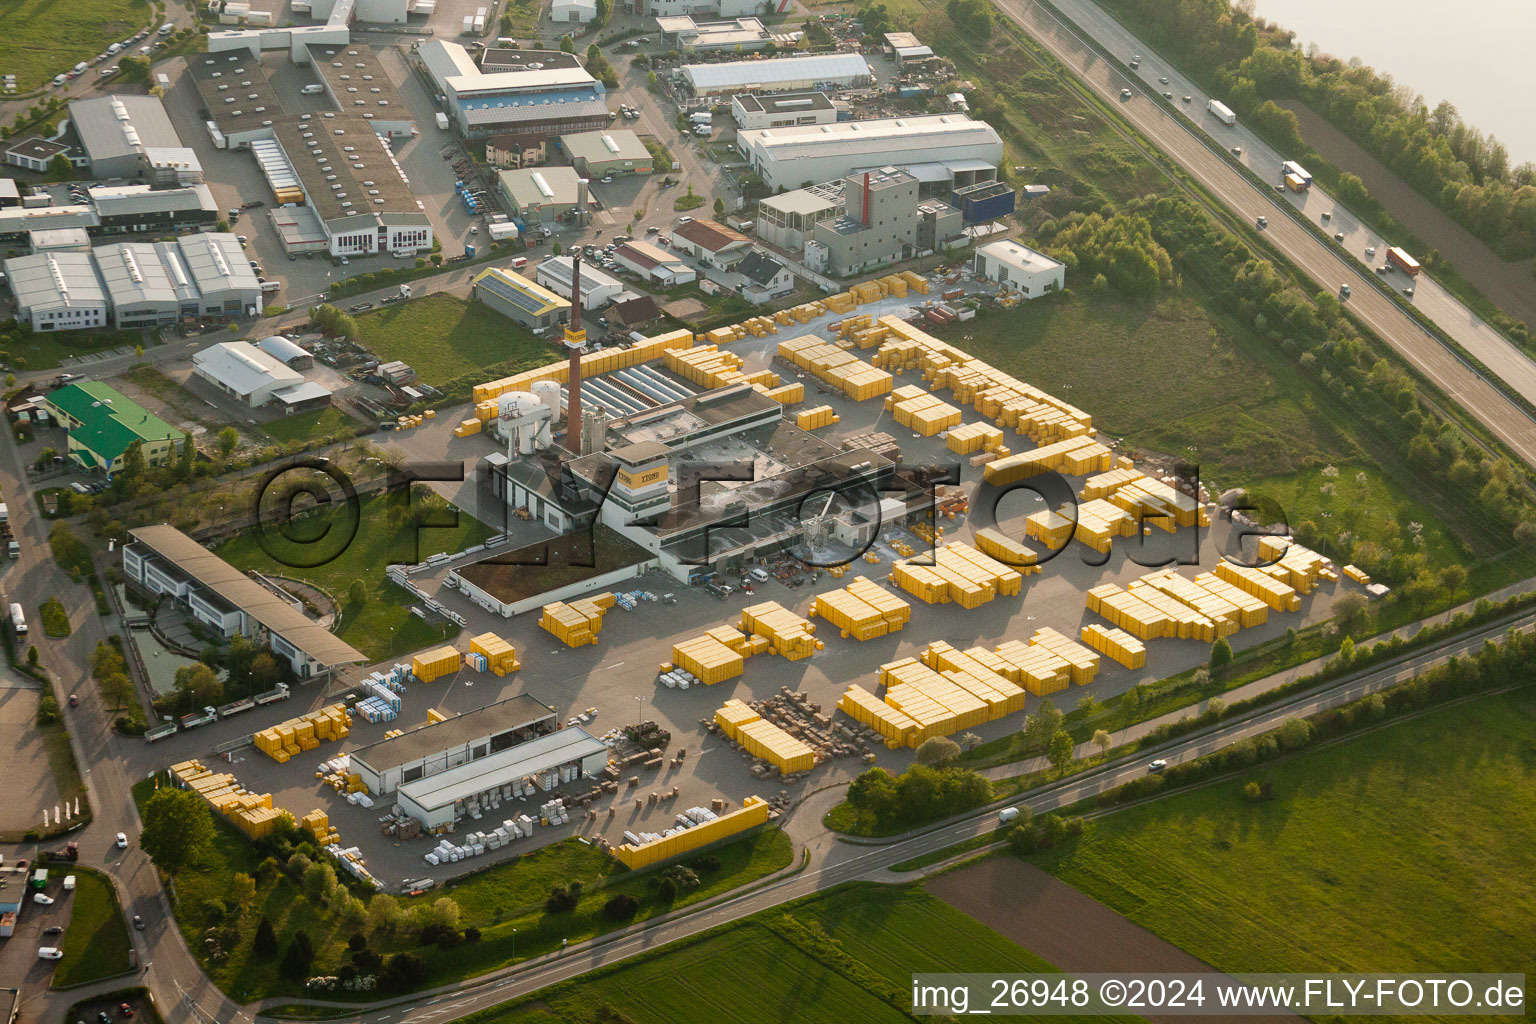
[
  {"left": 108, "top": 42, "right": 124, "bottom": 55},
  {"left": 159, "top": 21, "right": 175, "bottom": 34},
  {"left": 52, "top": 74, "right": 66, "bottom": 86},
  {"left": 260, "top": 280, "right": 281, "bottom": 293},
  {"left": 63, "top": 875, "right": 76, "bottom": 891},
  {"left": 301, "top": 83, "right": 325, "bottom": 95},
  {"left": 74, "top": 61, "right": 89, "bottom": 73},
  {"left": 38, "top": 947, "right": 63, "bottom": 961}
]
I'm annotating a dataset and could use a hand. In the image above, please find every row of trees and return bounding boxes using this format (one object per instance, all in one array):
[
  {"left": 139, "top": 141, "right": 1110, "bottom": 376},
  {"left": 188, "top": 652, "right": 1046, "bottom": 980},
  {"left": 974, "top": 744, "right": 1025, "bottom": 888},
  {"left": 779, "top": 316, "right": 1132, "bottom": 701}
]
[
  {"left": 1094, "top": 0, "right": 1536, "bottom": 264},
  {"left": 844, "top": 760, "right": 992, "bottom": 832},
  {"left": 1043, "top": 211, "right": 1174, "bottom": 299}
]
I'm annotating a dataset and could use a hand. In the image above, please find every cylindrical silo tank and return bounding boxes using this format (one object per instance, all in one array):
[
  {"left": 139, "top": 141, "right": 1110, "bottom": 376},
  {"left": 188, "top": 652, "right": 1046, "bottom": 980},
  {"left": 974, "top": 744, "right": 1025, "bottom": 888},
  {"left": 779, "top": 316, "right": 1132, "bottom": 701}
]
[{"left": 531, "top": 379, "right": 562, "bottom": 420}]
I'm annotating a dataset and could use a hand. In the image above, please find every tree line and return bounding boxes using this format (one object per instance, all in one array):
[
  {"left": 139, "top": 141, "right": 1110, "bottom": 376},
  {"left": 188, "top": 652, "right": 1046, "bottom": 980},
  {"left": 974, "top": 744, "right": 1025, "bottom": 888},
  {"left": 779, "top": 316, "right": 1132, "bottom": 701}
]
[{"left": 1092, "top": 0, "right": 1536, "bottom": 267}]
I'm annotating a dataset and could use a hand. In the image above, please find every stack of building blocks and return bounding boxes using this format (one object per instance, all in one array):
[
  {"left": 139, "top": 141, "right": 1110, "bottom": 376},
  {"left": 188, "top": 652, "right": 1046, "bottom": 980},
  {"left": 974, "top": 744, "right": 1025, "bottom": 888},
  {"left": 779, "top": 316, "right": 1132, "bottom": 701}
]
[
  {"left": 1191, "top": 573, "right": 1270, "bottom": 627},
  {"left": 1131, "top": 570, "right": 1243, "bottom": 638},
  {"left": 1214, "top": 562, "right": 1302, "bottom": 612},
  {"left": 763, "top": 381, "right": 805, "bottom": 404},
  {"left": 990, "top": 639, "right": 1072, "bottom": 696},
  {"left": 469, "top": 632, "right": 521, "bottom": 676},
  {"left": 788, "top": 301, "right": 823, "bottom": 322},
  {"left": 1080, "top": 623, "right": 1147, "bottom": 670},
  {"left": 985, "top": 436, "right": 1114, "bottom": 486},
  {"left": 610, "top": 796, "right": 770, "bottom": 870},
  {"left": 1024, "top": 507, "right": 1075, "bottom": 549},
  {"left": 1080, "top": 466, "right": 1145, "bottom": 501},
  {"left": 824, "top": 291, "right": 856, "bottom": 314},
  {"left": 540, "top": 593, "right": 615, "bottom": 647},
  {"left": 170, "top": 760, "right": 285, "bottom": 839},
  {"left": 671, "top": 627, "right": 751, "bottom": 684},
  {"left": 1027, "top": 627, "right": 1100, "bottom": 685},
  {"left": 776, "top": 335, "right": 893, "bottom": 401},
  {"left": 888, "top": 388, "right": 963, "bottom": 436},
  {"left": 900, "top": 270, "right": 929, "bottom": 294},
  {"left": 713, "top": 698, "right": 761, "bottom": 739},
  {"left": 254, "top": 704, "right": 351, "bottom": 763},
  {"left": 665, "top": 344, "right": 750, "bottom": 389},
  {"left": 878, "top": 657, "right": 991, "bottom": 739},
  {"left": 736, "top": 716, "right": 816, "bottom": 776},
  {"left": 472, "top": 328, "right": 695, "bottom": 405},
  {"left": 918, "top": 641, "right": 1028, "bottom": 715},
  {"left": 300, "top": 809, "right": 340, "bottom": 846},
  {"left": 837, "top": 683, "right": 919, "bottom": 748},
  {"left": 1074, "top": 498, "right": 1138, "bottom": 553},
  {"left": 1119, "top": 581, "right": 1218, "bottom": 642},
  {"left": 1343, "top": 564, "right": 1371, "bottom": 585},
  {"left": 946, "top": 421, "right": 1006, "bottom": 454},
  {"left": 809, "top": 576, "right": 911, "bottom": 640},
  {"left": 454, "top": 418, "right": 483, "bottom": 438},
  {"left": 1255, "top": 536, "right": 1328, "bottom": 594},
  {"left": 739, "top": 602, "right": 823, "bottom": 660},
  {"left": 1102, "top": 476, "right": 1210, "bottom": 532},
  {"left": 796, "top": 405, "right": 839, "bottom": 431},
  {"left": 889, "top": 541, "right": 1022, "bottom": 607},
  {"left": 412, "top": 646, "right": 462, "bottom": 683},
  {"left": 426, "top": 708, "right": 449, "bottom": 725},
  {"left": 850, "top": 280, "right": 884, "bottom": 305},
  {"left": 972, "top": 527, "right": 1040, "bottom": 573}
]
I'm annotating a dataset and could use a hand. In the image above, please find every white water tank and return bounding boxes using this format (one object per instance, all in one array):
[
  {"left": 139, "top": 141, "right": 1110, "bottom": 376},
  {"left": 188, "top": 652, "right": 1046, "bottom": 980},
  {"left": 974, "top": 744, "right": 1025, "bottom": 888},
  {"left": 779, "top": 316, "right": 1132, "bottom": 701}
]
[{"left": 531, "top": 379, "right": 562, "bottom": 419}]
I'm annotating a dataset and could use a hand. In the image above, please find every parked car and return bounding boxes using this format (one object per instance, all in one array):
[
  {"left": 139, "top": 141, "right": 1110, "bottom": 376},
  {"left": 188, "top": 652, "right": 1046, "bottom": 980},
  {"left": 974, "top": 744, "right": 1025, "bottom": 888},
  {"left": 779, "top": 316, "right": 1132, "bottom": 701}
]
[
  {"left": 119, "top": 1004, "right": 135, "bottom": 1019},
  {"left": 67, "top": 694, "right": 79, "bottom": 708},
  {"left": 115, "top": 832, "right": 127, "bottom": 848},
  {"left": 1120, "top": 88, "right": 1131, "bottom": 100},
  {"left": 34, "top": 893, "right": 55, "bottom": 905},
  {"left": 133, "top": 914, "right": 144, "bottom": 930},
  {"left": 44, "top": 925, "right": 64, "bottom": 935}
]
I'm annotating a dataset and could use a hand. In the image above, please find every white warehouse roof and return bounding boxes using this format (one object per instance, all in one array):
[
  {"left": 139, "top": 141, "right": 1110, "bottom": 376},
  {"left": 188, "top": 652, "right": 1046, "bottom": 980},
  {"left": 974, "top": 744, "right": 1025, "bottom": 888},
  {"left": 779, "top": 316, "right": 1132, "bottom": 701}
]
[
  {"left": 194, "top": 341, "right": 303, "bottom": 397},
  {"left": 741, "top": 114, "right": 1001, "bottom": 162},
  {"left": 682, "top": 53, "right": 871, "bottom": 92},
  {"left": 257, "top": 335, "right": 311, "bottom": 364},
  {"left": 1, "top": 251, "right": 106, "bottom": 314},
  {"left": 397, "top": 728, "right": 607, "bottom": 812},
  {"left": 977, "top": 238, "right": 1065, "bottom": 274}
]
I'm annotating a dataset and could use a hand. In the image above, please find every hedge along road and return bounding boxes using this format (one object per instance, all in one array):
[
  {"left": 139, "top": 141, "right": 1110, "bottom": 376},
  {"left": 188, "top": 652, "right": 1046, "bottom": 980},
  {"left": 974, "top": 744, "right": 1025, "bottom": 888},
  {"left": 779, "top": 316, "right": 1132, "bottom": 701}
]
[{"left": 993, "top": 0, "right": 1536, "bottom": 470}]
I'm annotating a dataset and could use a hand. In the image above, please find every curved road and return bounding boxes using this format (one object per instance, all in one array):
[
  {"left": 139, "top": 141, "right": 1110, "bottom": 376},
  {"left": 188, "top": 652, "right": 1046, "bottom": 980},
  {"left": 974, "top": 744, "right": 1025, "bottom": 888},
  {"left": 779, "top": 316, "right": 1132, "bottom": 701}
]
[{"left": 994, "top": 0, "right": 1536, "bottom": 469}]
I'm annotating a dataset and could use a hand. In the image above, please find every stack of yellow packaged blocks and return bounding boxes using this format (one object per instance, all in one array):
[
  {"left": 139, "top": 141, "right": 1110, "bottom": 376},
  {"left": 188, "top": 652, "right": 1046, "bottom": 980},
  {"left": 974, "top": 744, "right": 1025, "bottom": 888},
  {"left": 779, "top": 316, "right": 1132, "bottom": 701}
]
[
  {"left": 670, "top": 626, "right": 762, "bottom": 684},
  {"left": 412, "top": 645, "right": 461, "bottom": 683},
  {"left": 838, "top": 684, "right": 919, "bottom": 748},
  {"left": 809, "top": 576, "right": 911, "bottom": 640},
  {"left": 919, "top": 641, "right": 1028, "bottom": 716},
  {"left": 469, "top": 632, "right": 521, "bottom": 676},
  {"left": 739, "top": 601, "right": 823, "bottom": 660},
  {"left": 946, "top": 421, "right": 1006, "bottom": 454},
  {"left": 473, "top": 329, "right": 695, "bottom": 405},
  {"left": 713, "top": 699, "right": 816, "bottom": 775},
  {"left": 1342, "top": 564, "right": 1371, "bottom": 585},
  {"left": 1255, "top": 536, "right": 1328, "bottom": 594},
  {"left": 610, "top": 796, "right": 770, "bottom": 869},
  {"left": 796, "top": 405, "right": 839, "bottom": 430},
  {"left": 763, "top": 381, "right": 805, "bottom": 404},
  {"left": 1214, "top": 563, "right": 1302, "bottom": 612},
  {"left": 171, "top": 760, "right": 284, "bottom": 838},
  {"left": 254, "top": 704, "right": 351, "bottom": 763},
  {"left": 890, "top": 542, "right": 1023, "bottom": 608},
  {"left": 540, "top": 592, "right": 615, "bottom": 647},
  {"left": 1080, "top": 623, "right": 1147, "bottom": 670},
  {"left": 972, "top": 527, "right": 1040, "bottom": 573},
  {"left": 985, "top": 436, "right": 1114, "bottom": 486},
  {"left": 300, "top": 808, "right": 340, "bottom": 846}
]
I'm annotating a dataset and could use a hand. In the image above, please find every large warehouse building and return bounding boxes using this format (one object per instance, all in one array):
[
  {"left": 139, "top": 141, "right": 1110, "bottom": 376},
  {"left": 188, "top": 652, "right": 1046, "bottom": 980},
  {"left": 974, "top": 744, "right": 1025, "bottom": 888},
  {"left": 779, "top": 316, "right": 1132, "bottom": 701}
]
[
  {"left": 44, "top": 382, "right": 184, "bottom": 474},
  {"left": 193, "top": 341, "right": 333, "bottom": 412},
  {"left": 0, "top": 184, "right": 218, "bottom": 247},
  {"left": 497, "top": 167, "right": 589, "bottom": 224},
  {"left": 737, "top": 114, "right": 1002, "bottom": 192},
  {"left": 680, "top": 53, "right": 872, "bottom": 98},
  {"left": 3, "top": 251, "right": 108, "bottom": 331},
  {"left": 534, "top": 255, "right": 623, "bottom": 308},
  {"left": 123, "top": 525, "right": 366, "bottom": 678},
  {"left": 68, "top": 95, "right": 202, "bottom": 181},
  {"left": 419, "top": 42, "right": 608, "bottom": 139},
  {"left": 304, "top": 43, "right": 415, "bottom": 139},
  {"left": 350, "top": 694, "right": 560, "bottom": 796},
  {"left": 559, "top": 130, "right": 651, "bottom": 178},
  {"left": 473, "top": 267, "right": 571, "bottom": 331},
  {"left": 93, "top": 240, "right": 206, "bottom": 329},
  {"left": 398, "top": 728, "right": 608, "bottom": 829}
]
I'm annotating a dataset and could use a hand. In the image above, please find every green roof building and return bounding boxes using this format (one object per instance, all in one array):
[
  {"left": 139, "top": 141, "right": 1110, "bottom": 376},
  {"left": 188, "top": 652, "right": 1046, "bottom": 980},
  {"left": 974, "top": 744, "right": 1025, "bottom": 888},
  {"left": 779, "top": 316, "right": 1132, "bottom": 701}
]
[{"left": 43, "top": 381, "right": 185, "bottom": 474}]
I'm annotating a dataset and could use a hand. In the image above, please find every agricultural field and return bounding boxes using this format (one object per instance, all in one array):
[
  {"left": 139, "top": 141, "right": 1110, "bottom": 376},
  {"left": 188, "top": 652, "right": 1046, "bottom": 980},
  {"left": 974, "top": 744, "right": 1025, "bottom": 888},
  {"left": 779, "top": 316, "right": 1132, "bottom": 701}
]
[
  {"left": 354, "top": 293, "right": 562, "bottom": 392},
  {"left": 53, "top": 868, "right": 133, "bottom": 988},
  {"left": 462, "top": 883, "right": 1140, "bottom": 1024},
  {"left": 215, "top": 489, "right": 493, "bottom": 662},
  {"left": 1, "top": 0, "right": 150, "bottom": 90},
  {"left": 1028, "top": 686, "right": 1536, "bottom": 1017}
]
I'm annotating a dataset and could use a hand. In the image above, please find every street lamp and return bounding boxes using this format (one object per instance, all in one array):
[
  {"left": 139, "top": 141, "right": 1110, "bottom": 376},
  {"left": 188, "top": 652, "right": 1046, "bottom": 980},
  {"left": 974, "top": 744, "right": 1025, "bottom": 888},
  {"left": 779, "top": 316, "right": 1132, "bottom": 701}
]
[{"left": 635, "top": 694, "right": 644, "bottom": 725}]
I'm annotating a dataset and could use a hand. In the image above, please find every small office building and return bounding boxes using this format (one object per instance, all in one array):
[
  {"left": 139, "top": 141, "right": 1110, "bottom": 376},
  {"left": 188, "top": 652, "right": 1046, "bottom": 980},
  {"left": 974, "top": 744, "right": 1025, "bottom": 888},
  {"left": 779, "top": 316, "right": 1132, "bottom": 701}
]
[
  {"left": 559, "top": 130, "right": 651, "bottom": 178},
  {"left": 730, "top": 91, "right": 837, "bottom": 131},
  {"left": 497, "top": 167, "right": 588, "bottom": 224},
  {"left": 534, "top": 255, "right": 623, "bottom": 308},
  {"left": 611, "top": 240, "right": 696, "bottom": 286},
  {"left": 973, "top": 238, "right": 1065, "bottom": 298},
  {"left": 672, "top": 218, "right": 751, "bottom": 271},
  {"left": 43, "top": 382, "right": 185, "bottom": 474}
]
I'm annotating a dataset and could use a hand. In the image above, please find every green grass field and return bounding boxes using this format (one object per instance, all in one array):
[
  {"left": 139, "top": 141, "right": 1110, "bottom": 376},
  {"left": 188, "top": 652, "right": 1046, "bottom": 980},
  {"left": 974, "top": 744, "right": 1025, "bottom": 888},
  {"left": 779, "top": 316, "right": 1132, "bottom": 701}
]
[
  {"left": 259, "top": 406, "right": 366, "bottom": 445},
  {"left": 1030, "top": 687, "right": 1536, "bottom": 1012},
  {"left": 134, "top": 776, "right": 792, "bottom": 1000},
  {"left": 463, "top": 883, "right": 1140, "bottom": 1023},
  {"left": 2, "top": 0, "right": 151, "bottom": 90},
  {"left": 215, "top": 489, "right": 493, "bottom": 662},
  {"left": 53, "top": 868, "right": 132, "bottom": 988},
  {"left": 1, "top": 326, "right": 149, "bottom": 372},
  {"left": 355, "top": 293, "right": 562, "bottom": 390}
]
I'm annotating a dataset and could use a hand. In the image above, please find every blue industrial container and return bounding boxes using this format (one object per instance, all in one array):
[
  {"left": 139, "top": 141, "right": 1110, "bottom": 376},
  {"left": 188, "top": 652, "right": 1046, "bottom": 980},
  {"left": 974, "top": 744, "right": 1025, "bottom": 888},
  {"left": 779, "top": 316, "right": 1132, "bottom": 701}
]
[{"left": 951, "top": 181, "right": 1016, "bottom": 224}]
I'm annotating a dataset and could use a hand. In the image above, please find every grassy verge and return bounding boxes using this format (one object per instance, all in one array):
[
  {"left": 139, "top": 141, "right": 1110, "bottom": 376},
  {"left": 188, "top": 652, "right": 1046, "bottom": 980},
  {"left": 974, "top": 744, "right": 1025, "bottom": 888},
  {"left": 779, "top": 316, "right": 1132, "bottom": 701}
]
[
  {"left": 53, "top": 867, "right": 133, "bottom": 988},
  {"left": 135, "top": 776, "right": 792, "bottom": 1000},
  {"left": 1027, "top": 688, "right": 1536, "bottom": 1014},
  {"left": 2, "top": 0, "right": 151, "bottom": 90},
  {"left": 215, "top": 488, "right": 493, "bottom": 663},
  {"left": 259, "top": 406, "right": 367, "bottom": 446},
  {"left": 4, "top": 326, "right": 151, "bottom": 372},
  {"left": 458, "top": 882, "right": 1141, "bottom": 1023},
  {"left": 39, "top": 596, "right": 71, "bottom": 637},
  {"left": 352, "top": 292, "right": 563, "bottom": 396}
]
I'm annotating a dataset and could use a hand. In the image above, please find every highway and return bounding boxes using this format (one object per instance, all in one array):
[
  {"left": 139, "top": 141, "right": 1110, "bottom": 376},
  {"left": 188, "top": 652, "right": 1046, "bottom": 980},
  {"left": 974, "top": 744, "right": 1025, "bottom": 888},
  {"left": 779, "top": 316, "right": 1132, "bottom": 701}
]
[{"left": 990, "top": 0, "right": 1536, "bottom": 470}]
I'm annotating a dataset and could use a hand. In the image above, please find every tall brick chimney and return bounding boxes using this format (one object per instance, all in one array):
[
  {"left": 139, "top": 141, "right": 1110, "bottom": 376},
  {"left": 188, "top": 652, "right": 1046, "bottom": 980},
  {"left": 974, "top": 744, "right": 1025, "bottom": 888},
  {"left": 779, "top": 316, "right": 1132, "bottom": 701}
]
[{"left": 563, "top": 254, "right": 587, "bottom": 451}]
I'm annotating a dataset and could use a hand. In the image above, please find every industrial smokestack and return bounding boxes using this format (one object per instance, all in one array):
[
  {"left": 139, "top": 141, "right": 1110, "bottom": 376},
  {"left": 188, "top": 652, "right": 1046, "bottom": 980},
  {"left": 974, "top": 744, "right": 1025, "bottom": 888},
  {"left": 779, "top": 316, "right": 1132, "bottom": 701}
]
[{"left": 564, "top": 254, "right": 585, "bottom": 451}]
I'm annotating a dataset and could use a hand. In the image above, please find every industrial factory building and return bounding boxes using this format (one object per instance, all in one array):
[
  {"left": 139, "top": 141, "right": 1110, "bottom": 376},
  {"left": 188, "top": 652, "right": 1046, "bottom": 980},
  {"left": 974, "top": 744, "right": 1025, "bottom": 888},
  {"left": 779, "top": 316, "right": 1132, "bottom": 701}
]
[
  {"left": 397, "top": 728, "right": 609, "bottom": 830},
  {"left": 559, "top": 130, "right": 652, "bottom": 178},
  {"left": 193, "top": 341, "right": 333, "bottom": 412},
  {"left": 418, "top": 41, "right": 608, "bottom": 139},
  {"left": 654, "top": 16, "right": 800, "bottom": 52},
  {"left": 730, "top": 91, "right": 837, "bottom": 131},
  {"left": 350, "top": 693, "right": 560, "bottom": 796},
  {"left": 472, "top": 267, "right": 571, "bottom": 331},
  {"left": 303, "top": 43, "right": 415, "bottom": 139},
  {"left": 680, "top": 53, "right": 873, "bottom": 98},
  {"left": 496, "top": 167, "right": 590, "bottom": 224},
  {"left": 737, "top": 113, "right": 1002, "bottom": 192},
  {"left": 788, "top": 169, "right": 965, "bottom": 277},
  {"left": 68, "top": 95, "right": 202, "bottom": 182},
  {"left": 534, "top": 255, "right": 623, "bottom": 308},
  {"left": 0, "top": 183, "right": 219, "bottom": 247}
]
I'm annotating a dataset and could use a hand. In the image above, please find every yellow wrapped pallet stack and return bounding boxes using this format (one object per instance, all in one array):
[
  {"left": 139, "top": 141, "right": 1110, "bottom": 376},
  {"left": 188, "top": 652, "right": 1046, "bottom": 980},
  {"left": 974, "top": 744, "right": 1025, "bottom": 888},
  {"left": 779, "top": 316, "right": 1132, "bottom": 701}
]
[
  {"left": 412, "top": 645, "right": 462, "bottom": 682},
  {"left": 454, "top": 418, "right": 483, "bottom": 437},
  {"left": 919, "top": 641, "right": 1027, "bottom": 715},
  {"left": 470, "top": 632, "right": 521, "bottom": 675},
  {"left": 739, "top": 601, "right": 822, "bottom": 660},
  {"left": 764, "top": 381, "right": 806, "bottom": 404},
  {"left": 991, "top": 639, "right": 1072, "bottom": 695},
  {"left": 671, "top": 631, "right": 747, "bottom": 684},
  {"left": 539, "top": 594, "right": 614, "bottom": 647},
  {"left": 1342, "top": 564, "right": 1371, "bottom": 585},
  {"left": 713, "top": 698, "right": 760, "bottom": 740},
  {"left": 837, "top": 683, "right": 918, "bottom": 748},
  {"left": 795, "top": 405, "right": 839, "bottom": 430},
  {"left": 736, "top": 718, "right": 816, "bottom": 775},
  {"left": 1080, "top": 623, "right": 1147, "bottom": 670},
  {"left": 1214, "top": 563, "right": 1301, "bottom": 612},
  {"left": 1029, "top": 627, "right": 1100, "bottom": 686},
  {"left": 973, "top": 526, "right": 1039, "bottom": 573},
  {"left": 610, "top": 796, "right": 771, "bottom": 870}
]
